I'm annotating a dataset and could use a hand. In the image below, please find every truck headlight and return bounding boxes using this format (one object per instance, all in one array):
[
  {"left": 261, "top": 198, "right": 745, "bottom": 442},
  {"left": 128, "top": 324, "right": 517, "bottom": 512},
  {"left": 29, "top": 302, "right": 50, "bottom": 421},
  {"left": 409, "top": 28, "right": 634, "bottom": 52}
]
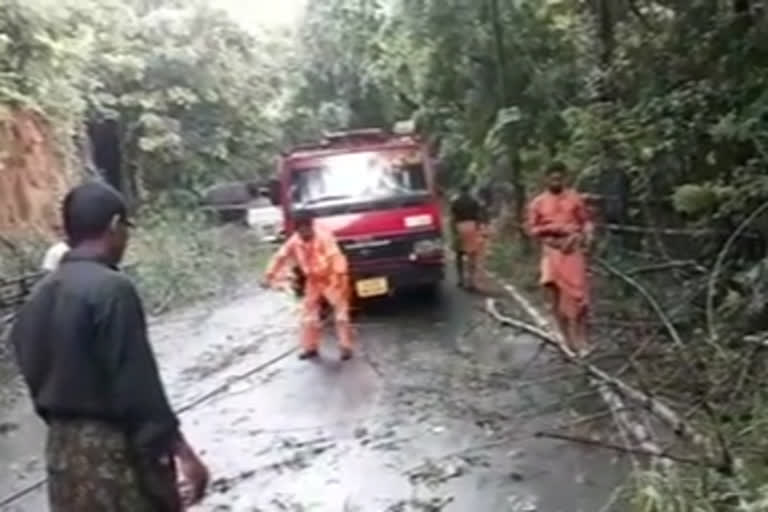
[{"left": 413, "top": 238, "right": 443, "bottom": 256}]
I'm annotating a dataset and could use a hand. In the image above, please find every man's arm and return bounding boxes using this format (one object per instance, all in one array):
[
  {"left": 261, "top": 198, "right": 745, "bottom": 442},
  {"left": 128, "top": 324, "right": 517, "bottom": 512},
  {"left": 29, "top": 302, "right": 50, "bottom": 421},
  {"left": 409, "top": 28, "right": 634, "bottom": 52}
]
[
  {"left": 94, "top": 277, "right": 180, "bottom": 455},
  {"left": 526, "top": 198, "right": 547, "bottom": 238},
  {"left": 574, "top": 193, "right": 595, "bottom": 243},
  {"left": 326, "top": 234, "right": 349, "bottom": 277},
  {"left": 264, "top": 236, "right": 296, "bottom": 284},
  {"left": 527, "top": 197, "right": 568, "bottom": 238}
]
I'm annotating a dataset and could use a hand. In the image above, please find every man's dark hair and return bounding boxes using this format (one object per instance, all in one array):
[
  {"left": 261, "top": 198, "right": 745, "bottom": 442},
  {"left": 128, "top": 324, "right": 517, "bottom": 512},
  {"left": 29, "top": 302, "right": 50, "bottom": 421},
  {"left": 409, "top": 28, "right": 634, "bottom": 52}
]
[
  {"left": 63, "top": 181, "right": 131, "bottom": 245},
  {"left": 292, "top": 209, "right": 314, "bottom": 229},
  {"left": 548, "top": 161, "right": 568, "bottom": 175}
]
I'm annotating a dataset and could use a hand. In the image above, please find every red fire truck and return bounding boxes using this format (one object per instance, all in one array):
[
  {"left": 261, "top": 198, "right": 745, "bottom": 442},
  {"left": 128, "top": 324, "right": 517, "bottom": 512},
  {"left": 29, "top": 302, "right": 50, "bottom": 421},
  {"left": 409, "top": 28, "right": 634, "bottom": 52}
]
[{"left": 269, "top": 126, "right": 445, "bottom": 300}]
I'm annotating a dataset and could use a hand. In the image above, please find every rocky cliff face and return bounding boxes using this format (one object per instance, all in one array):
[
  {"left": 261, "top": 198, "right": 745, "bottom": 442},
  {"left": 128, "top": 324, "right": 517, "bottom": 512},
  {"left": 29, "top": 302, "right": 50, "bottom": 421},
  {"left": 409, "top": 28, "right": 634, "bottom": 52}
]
[{"left": 0, "top": 108, "right": 73, "bottom": 236}]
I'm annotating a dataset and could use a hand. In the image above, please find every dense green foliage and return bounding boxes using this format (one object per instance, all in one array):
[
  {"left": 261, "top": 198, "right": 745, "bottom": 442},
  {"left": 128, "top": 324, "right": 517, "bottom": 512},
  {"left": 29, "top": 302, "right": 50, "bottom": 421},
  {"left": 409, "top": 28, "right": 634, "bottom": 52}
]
[
  {"left": 1, "top": 0, "right": 289, "bottom": 203},
  {"left": 289, "top": 1, "right": 768, "bottom": 229},
  {"left": 125, "top": 210, "right": 269, "bottom": 313},
  {"left": 5, "top": 0, "right": 768, "bottom": 221}
]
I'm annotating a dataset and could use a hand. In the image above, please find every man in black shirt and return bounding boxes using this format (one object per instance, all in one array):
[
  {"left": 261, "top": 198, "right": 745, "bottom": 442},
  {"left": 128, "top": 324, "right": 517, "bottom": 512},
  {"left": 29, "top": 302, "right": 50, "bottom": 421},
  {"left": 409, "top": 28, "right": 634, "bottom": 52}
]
[
  {"left": 10, "top": 182, "right": 208, "bottom": 511},
  {"left": 450, "top": 184, "right": 484, "bottom": 289}
]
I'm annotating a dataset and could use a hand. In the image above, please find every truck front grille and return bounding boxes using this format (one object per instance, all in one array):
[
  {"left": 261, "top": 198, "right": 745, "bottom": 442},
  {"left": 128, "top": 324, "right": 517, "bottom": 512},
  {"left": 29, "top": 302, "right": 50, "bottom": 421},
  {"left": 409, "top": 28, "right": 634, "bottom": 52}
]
[{"left": 339, "top": 231, "right": 440, "bottom": 263}]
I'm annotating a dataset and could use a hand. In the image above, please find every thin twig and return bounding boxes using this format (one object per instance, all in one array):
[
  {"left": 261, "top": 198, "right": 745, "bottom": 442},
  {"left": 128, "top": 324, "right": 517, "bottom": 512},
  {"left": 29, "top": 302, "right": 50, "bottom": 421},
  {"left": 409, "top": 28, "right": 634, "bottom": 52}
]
[
  {"left": 551, "top": 409, "right": 617, "bottom": 431},
  {"left": 535, "top": 431, "right": 709, "bottom": 468},
  {"left": 627, "top": 260, "right": 705, "bottom": 276},
  {"left": 707, "top": 200, "right": 768, "bottom": 344},
  {"left": 595, "top": 257, "right": 687, "bottom": 352}
]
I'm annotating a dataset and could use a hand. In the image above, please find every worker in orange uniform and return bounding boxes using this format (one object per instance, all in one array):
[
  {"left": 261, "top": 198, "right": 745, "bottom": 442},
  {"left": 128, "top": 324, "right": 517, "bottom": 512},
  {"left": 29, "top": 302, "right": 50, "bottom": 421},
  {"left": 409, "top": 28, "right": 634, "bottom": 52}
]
[
  {"left": 527, "top": 162, "right": 594, "bottom": 357},
  {"left": 261, "top": 211, "right": 354, "bottom": 361}
]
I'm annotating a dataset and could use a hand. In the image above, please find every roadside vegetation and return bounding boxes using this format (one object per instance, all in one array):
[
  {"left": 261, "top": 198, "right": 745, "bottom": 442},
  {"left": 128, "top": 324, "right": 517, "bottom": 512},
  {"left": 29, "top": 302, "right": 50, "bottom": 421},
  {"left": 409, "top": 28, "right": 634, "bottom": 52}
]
[
  {"left": 0, "top": 217, "right": 270, "bottom": 315},
  {"left": 4, "top": 0, "right": 768, "bottom": 508},
  {"left": 125, "top": 211, "right": 270, "bottom": 314}
]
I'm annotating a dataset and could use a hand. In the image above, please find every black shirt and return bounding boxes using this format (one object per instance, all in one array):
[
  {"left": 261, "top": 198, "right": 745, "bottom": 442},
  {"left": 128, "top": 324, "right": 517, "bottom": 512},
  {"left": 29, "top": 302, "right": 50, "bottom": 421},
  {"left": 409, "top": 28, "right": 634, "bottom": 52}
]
[
  {"left": 10, "top": 251, "right": 179, "bottom": 455},
  {"left": 451, "top": 193, "right": 483, "bottom": 223}
]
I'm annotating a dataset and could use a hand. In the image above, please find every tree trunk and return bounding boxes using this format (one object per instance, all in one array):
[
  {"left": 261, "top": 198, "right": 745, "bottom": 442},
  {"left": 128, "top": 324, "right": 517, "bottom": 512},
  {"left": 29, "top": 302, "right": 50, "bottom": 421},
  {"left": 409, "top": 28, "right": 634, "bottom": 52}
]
[
  {"left": 511, "top": 154, "right": 528, "bottom": 247},
  {"left": 118, "top": 124, "right": 141, "bottom": 211},
  {"left": 592, "top": 0, "right": 623, "bottom": 247},
  {"left": 733, "top": 0, "right": 752, "bottom": 28},
  {"left": 489, "top": 0, "right": 529, "bottom": 251}
]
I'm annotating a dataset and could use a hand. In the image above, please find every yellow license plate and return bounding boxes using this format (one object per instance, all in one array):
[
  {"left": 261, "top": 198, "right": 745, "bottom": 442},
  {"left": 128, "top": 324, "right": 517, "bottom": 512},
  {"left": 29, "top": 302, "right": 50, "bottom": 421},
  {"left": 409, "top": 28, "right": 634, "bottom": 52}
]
[{"left": 355, "top": 277, "right": 389, "bottom": 298}]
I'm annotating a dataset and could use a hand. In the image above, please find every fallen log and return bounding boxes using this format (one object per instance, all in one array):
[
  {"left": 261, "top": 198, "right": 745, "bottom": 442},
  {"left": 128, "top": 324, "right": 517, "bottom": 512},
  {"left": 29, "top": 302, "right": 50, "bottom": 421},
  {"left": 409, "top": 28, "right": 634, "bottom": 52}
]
[
  {"left": 535, "top": 431, "right": 704, "bottom": 467},
  {"left": 485, "top": 297, "right": 664, "bottom": 460},
  {"left": 486, "top": 288, "right": 718, "bottom": 469}
]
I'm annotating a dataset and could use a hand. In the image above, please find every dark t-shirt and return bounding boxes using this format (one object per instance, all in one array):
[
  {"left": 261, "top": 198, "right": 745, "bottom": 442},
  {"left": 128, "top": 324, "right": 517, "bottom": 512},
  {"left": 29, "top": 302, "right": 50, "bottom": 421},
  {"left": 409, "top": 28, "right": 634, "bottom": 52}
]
[
  {"left": 10, "top": 251, "right": 179, "bottom": 455},
  {"left": 451, "top": 193, "right": 483, "bottom": 223}
]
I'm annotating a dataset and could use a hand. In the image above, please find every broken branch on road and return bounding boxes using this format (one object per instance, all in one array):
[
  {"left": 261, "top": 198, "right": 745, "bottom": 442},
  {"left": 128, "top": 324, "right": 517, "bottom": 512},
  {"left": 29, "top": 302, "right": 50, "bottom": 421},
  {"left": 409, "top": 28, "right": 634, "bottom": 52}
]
[
  {"left": 535, "top": 431, "right": 710, "bottom": 468},
  {"left": 486, "top": 295, "right": 721, "bottom": 470}
]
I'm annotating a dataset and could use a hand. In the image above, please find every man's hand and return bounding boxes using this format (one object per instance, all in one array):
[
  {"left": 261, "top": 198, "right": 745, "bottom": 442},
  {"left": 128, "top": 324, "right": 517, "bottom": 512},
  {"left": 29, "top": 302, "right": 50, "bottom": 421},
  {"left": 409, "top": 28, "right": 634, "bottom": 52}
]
[
  {"left": 562, "top": 234, "right": 578, "bottom": 254},
  {"left": 175, "top": 438, "right": 209, "bottom": 507}
]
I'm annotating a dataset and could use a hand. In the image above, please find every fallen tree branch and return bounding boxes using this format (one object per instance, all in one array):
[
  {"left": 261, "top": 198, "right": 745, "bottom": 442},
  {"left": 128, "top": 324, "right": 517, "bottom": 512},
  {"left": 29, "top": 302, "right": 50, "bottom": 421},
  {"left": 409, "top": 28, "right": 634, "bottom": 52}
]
[
  {"left": 485, "top": 294, "right": 665, "bottom": 464},
  {"left": 486, "top": 297, "right": 714, "bottom": 463},
  {"left": 627, "top": 260, "right": 705, "bottom": 276},
  {"left": 535, "top": 431, "right": 708, "bottom": 468},
  {"left": 597, "top": 380, "right": 665, "bottom": 463},
  {"left": 707, "top": 200, "right": 768, "bottom": 344},
  {"left": 595, "top": 259, "right": 742, "bottom": 474},
  {"left": 594, "top": 257, "right": 687, "bottom": 352},
  {"left": 600, "top": 223, "right": 758, "bottom": 238}
]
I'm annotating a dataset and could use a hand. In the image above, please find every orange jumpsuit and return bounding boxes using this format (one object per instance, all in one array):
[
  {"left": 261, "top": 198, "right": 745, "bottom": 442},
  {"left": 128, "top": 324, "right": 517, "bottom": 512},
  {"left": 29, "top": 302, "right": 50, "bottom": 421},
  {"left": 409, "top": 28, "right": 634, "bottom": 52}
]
[
  {"left": 527, "top": 189, "right": 593, "bottom": 321},
  {"left": 265, "top": 229, "right": 353, "bottom": 352}
]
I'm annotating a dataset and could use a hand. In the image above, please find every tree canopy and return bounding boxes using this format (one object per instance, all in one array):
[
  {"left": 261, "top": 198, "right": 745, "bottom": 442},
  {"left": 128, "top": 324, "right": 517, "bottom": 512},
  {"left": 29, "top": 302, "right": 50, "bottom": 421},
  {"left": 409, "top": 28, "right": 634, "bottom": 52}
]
[{"left": 4, "top": 0, "right": 768, "bottom": 219}]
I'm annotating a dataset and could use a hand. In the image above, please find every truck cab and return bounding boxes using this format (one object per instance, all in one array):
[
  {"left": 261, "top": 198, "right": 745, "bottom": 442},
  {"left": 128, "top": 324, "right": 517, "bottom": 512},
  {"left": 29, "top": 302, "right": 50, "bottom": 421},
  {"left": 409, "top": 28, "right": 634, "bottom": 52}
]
[{"left": 272, "top": 127, "right": 444, "bottom": 300}]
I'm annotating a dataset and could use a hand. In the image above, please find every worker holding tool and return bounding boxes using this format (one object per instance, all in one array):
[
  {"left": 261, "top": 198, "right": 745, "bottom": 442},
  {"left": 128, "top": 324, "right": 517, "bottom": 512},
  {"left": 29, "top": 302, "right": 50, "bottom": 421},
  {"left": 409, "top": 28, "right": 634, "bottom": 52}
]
[{"left": 261, "top": 210, "right": 354, "bottom": 361}]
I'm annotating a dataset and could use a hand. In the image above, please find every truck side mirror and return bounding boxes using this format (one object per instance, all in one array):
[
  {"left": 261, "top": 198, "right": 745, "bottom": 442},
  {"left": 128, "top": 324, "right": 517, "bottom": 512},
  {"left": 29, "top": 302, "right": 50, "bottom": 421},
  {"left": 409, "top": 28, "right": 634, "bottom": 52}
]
[{"left": 268, "top": 179, "right": 281, "bottom": 206}]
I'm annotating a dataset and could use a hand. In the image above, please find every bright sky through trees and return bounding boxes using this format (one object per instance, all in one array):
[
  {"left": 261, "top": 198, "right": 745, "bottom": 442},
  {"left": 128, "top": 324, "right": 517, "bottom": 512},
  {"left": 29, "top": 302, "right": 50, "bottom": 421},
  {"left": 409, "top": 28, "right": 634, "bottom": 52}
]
[{"left": 212, "top": 0, "right": 306, "bottom": 28}]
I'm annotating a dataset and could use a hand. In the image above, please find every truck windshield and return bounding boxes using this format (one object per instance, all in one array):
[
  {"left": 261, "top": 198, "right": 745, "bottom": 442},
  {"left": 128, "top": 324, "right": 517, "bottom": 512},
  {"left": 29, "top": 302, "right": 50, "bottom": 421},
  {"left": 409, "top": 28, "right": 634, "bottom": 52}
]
[{"left": 290, "top": 151, "right": 428, "bottom": 206}]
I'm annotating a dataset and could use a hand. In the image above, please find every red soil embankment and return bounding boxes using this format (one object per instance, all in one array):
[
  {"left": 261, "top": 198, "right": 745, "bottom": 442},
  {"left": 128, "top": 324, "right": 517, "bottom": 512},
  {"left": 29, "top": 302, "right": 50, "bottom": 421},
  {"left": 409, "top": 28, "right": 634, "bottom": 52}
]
[{"left": 0, "top": 108, "right": 72, "bottom": 236}]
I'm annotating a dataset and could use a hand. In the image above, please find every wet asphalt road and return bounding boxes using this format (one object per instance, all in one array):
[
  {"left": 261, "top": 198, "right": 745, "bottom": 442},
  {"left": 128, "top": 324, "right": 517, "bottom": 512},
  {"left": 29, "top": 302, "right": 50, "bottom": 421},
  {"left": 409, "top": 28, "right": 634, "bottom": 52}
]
[{"left": 0, "top": 283, "right": 625, "bottom": 511}]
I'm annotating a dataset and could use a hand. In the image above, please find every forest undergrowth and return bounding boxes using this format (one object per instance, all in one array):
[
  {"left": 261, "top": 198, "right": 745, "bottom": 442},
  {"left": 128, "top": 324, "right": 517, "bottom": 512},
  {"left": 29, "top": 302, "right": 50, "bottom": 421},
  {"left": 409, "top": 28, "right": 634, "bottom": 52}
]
[{"left": 0, "top": 213, "right": 269, "bottom": 316}]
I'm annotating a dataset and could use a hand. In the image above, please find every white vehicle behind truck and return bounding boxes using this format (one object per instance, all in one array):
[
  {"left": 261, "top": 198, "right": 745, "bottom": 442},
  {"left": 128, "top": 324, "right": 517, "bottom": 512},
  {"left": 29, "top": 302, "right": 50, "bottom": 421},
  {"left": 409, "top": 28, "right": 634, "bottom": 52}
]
[{"left": 246, "top": 201, "right": 283, "bottom": 243}]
